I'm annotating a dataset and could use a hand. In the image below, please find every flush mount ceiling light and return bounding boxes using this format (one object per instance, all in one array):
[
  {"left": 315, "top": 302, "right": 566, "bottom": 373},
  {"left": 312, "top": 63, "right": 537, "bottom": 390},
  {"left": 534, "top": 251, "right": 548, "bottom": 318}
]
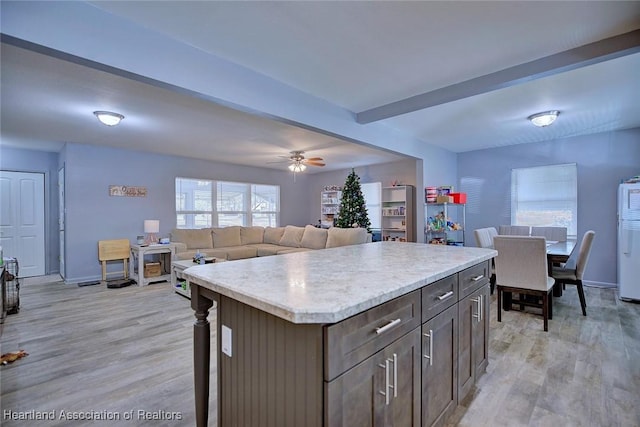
[
  {"left": 527, "top": 110, "right": 559, "bottom": 127},
  {"left": 93, "top": 111, "right": 124, "bottom": 126}
]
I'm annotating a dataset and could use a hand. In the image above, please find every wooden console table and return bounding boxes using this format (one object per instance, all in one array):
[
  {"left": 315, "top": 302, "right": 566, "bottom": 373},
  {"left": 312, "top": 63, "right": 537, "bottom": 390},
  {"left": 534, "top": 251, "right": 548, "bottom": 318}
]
[
  {"left": 184, "top": 242, "right": 496, "bottom": 427},
  {"left": 129, "top": 243, "right": 176, "bottom": 287}
]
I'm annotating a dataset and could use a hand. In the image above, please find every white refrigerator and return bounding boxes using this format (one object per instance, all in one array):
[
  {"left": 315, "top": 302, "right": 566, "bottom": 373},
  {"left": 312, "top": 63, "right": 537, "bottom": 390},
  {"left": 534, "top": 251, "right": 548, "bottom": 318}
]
[{"left": 618, "top": 182, "right": 640, "bottom": 301}]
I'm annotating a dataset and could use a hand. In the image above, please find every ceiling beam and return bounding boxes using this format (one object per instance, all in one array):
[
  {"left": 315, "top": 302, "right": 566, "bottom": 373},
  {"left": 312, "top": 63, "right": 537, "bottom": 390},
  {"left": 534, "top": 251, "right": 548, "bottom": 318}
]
[{"left": 356, "top": 29, "right": 640, "bottom": 124}]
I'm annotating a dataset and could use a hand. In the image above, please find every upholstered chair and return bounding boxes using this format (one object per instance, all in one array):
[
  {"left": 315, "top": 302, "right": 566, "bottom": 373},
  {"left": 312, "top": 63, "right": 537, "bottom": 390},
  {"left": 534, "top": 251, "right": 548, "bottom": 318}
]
[
  {"left": 494, "top": 236, "right": 555, "bottom": 331},
  {"left": 474, "top": 227, "right": 498, "bottom": 293},
  {"left": 531, "top": 226, "right": 568, "bottom": 242},
  {"left": 551, "top": 230, "right": 596, "bottom": 316},
  {"left": 498, "top": 225, "right": 530, "bottom": 236}
]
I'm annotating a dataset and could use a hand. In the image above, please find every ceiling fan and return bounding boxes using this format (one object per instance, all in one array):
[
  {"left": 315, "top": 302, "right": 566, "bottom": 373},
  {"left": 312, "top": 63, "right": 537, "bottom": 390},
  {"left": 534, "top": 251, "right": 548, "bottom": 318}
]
[{"left": 271, "top": 151, "right": 326, "bottom": 172}]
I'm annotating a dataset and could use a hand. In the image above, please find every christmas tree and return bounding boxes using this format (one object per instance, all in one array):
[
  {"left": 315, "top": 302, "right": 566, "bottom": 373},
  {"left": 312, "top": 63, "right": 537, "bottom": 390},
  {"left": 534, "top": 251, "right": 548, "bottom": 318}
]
[{"left": 336, "top": 169, "right": 371, "bottom": 232}]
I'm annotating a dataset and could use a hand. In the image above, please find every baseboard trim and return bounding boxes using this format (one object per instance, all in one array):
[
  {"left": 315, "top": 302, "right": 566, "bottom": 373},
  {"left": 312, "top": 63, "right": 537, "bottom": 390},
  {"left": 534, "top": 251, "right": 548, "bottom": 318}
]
[{"left": 584, "top": 280, "right": 616, "bottom": 288}]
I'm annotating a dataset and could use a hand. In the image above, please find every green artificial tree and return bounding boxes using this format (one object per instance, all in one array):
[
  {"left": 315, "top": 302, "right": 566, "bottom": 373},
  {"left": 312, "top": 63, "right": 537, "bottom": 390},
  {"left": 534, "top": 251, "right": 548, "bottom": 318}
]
[{"left": 336, "top": 169, "right": 371, "bottom": 232}]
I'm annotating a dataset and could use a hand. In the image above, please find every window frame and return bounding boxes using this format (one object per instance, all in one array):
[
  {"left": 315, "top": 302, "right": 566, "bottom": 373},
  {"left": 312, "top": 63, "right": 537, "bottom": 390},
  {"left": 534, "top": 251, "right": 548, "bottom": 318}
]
[
  {"left": 176, "top": 177, "right": 280, "bottom": 228},
  {"left": 510, "top": 163, "right": 577, "bottom": 237}
]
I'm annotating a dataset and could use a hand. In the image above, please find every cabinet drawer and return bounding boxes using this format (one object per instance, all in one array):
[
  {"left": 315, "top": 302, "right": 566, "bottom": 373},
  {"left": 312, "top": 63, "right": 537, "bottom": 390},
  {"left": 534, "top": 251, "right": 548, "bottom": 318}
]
[
  {"left": 459, "top": 261, "right": 490, "bottom": 299},
  {"left": 324, "top": 290, "right": 420, "bottom": 382},
  {"left": 422, "top": 274, "right": 458, "bottom": 322}
]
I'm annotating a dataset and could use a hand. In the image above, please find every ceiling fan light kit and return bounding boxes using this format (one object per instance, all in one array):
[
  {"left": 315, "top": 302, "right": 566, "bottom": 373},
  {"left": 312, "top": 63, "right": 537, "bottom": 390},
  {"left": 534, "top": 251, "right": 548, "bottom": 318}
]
[
  {"left": 288, "top": 163, "right": 307, "bottom": 172},
  {"left": 93, "top": 111, "right": 124, "bottom": 126},
  {"left": 528, "top": 110, "right": 559, "bottom": 127}
]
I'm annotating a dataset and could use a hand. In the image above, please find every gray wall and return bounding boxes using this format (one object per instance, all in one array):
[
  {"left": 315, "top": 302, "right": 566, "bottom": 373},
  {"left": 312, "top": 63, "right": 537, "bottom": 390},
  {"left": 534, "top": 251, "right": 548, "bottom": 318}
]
[
  {"left": 458, "top": 128, "right": 640, "bottom": 286},
  {"left": 50, "top": 142, "right": 311, "bottom": 283},
  {"left": 0, "top": 146, "right": 60, "bottom": 274}
]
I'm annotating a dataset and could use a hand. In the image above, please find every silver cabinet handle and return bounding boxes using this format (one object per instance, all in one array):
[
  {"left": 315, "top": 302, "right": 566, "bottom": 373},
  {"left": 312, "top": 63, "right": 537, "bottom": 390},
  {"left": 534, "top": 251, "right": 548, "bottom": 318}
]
[
  {"left": 378, "top": 359, "right": 391, "bottom": 405},
  {"left": 479, "top": 294, "right": 483, "bottom": 322},
  {"left": 375, "top": 318, "right": 401, "bottom": 335},
  {"left": 472, "top": 297, "right": 481, "bottom": 321},
  {"left": 437, "top": 291, "right": 454, "bottom": 301},
  {"left": 471, "top": 275, "right": 484, "bottom": 282},
  {"left": 390, "top": 353, "right": 398, "bottom": 398},
  {"left": 423, "top": 329, "right": 433, "bottom": 366}
]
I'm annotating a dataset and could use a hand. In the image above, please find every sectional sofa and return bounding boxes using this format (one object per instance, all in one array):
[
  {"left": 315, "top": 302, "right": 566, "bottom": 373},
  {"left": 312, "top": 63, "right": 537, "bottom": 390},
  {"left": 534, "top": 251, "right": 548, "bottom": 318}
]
[{"left": 170, "top": 225, "right": 371, "bottom": 261}]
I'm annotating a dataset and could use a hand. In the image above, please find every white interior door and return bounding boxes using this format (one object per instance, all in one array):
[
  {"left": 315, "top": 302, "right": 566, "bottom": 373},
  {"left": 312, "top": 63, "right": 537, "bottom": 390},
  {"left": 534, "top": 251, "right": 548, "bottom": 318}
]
[
  {"left": 0, "top": 171, "right": 46, "bottom": 277},
  {"left": 58, "top": 167, "right": 65, "bottom": 278}
]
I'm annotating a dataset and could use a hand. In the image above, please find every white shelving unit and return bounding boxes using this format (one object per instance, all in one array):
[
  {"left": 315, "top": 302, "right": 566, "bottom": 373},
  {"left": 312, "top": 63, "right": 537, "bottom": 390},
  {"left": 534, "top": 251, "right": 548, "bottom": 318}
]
[
  {"left": 321, "top": 188, "right": 342, "bottom": 228},
  {"left": 425, "top": 203, "right": 466, "bottom": 245},
  {"left": 381, "top": 185, "right": 415, "bottom": 242}
]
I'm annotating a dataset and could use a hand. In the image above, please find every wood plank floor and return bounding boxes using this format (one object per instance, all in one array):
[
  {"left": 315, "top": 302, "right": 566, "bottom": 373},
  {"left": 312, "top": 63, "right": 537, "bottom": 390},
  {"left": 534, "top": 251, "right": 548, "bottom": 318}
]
[{"left": 1, "top": 276, "right": 639, "bottom": 426}]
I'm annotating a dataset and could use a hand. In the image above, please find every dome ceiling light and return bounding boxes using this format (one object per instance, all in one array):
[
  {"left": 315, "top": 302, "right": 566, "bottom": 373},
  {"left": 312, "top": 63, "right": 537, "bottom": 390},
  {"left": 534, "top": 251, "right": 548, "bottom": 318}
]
[
  {"left": 93, "top": 111, "right": 124, "bottom": 126},
  {"left": 527, "top": 110, "right": 559, "bottom": 127}
]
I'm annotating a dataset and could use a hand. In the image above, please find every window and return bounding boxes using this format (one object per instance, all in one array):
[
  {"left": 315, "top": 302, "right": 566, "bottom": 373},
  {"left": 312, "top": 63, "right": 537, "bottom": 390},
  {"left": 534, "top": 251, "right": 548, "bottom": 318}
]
[
  {"left": 511, "top": 163, "right": 577, "bottom": 236},
  {"left": 361, "top": 182, "right": 382, "bottom": 230},
  {"left": 176, "top": 178, "right": 279, "bottom": 228}
]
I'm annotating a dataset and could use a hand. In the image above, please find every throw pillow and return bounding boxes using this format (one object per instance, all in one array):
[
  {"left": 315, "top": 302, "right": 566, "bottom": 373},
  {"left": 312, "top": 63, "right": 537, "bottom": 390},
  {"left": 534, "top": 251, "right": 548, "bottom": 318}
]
[
  {"left": 326, "top": 227, "right": 368, "bottom": 248},
  {"left": 170, "top": 228, "right": 213, "bottom": 249},
  {"left": 240, "top": 226, "right": 265, "bottom": 245},
  {"left": 279, "top": 225, "right": 305, "bottom": 248},
  {"left": 264, "top": 227, "right": 285, "bottom": 244},
  {"left": 300, "top": 225, "right": 328, "bottom": 249},
  {"left": 212, "top": 226, "right": 242, "bottom": 248}
]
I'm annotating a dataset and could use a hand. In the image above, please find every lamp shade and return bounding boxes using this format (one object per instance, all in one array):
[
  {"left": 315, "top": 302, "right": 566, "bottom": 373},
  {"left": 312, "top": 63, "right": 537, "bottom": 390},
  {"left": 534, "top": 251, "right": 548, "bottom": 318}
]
[{"left": 144, "top": 220, "right": 160, "bottom": 234}]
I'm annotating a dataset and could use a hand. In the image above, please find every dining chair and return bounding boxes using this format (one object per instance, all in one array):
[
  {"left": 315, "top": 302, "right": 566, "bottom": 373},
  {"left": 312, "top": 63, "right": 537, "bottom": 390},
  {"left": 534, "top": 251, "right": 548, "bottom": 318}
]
[
  {"left": 531, "top": 226, "right": 568, "bottom": 241},
  {"left": 550, "top": 230, "right": 595, "bottom": 316},
  {"left": 498, "top": 225, "right": 530, "bottom": 236},
  {"left": 494, "top": 236, "right": 555, "bottom": 331},
  {"left": 474, "top": 227, "right": 498, "bottom": 293}
]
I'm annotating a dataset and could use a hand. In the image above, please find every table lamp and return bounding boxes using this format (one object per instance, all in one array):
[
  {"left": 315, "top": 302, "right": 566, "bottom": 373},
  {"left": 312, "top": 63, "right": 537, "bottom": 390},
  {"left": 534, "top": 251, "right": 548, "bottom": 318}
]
[{"left": 144, "top": 220, "right": 160, "bottom": 244}]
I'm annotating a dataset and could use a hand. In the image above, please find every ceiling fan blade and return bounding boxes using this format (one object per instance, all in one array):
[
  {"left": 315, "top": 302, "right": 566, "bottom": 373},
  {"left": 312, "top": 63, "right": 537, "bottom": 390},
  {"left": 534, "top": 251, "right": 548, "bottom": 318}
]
[
  {"left": 266, "top": 160, "right": 292, "bottom": 164},
  {"left": 305, "top": 157, "right": 324, "bottom": 161},
  {"left": 305, "top": 161, "right": 326, "bottom": 167}
]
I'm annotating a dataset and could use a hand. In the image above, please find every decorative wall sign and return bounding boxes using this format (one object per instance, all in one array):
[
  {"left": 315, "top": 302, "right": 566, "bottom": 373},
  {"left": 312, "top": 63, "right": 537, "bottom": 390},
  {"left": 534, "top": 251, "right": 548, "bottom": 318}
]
[{"left": 109, "top": 185, "right": 147, "bottom": 197}]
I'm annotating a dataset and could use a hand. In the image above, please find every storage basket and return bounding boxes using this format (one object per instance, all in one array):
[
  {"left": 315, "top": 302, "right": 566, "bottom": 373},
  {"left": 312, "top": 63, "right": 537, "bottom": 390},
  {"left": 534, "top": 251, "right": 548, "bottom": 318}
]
[{"left": 144, "top": 262, "right": 161, "bottom": 277}]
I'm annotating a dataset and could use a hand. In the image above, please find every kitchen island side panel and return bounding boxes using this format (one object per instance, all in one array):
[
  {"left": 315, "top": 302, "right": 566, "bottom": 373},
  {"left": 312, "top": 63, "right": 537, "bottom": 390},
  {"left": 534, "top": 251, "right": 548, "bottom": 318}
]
[{"left": 218, "top": 295, "right": 324, "bottom": 427}]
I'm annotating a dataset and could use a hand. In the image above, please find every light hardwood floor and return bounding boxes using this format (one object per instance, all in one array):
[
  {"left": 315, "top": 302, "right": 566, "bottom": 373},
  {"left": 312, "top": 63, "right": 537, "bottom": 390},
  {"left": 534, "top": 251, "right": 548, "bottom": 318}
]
[{"left": 1, "top": 277, "right": 639, "bottom": 426}]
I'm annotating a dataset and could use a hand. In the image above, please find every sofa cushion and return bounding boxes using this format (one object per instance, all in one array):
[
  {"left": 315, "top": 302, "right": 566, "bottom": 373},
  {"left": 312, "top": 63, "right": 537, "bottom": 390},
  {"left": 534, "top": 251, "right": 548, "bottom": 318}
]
[
  {"left": 264, "top": 227, "right": 285, "bottom": 244},
  {"left": 300, "top": 225, "right": 329, "bottom": 250},
  {"left": 240, "top": 226, "right": 265, "bottom": 245},
  {"left": 171, "top": 228, "right": 213, "bottom": 249},
  {"left": 174, "top": 248, "right": 229, "bottom": 261},
  {"left": 212, "top": 226, "right": 242, "bottom": 248},
  {"left": 224, "top": 246, "right": 259, "bottom": 260},
  {"left": 276, "top": 247, "right": 313, "bottom": 255},
  {"left": 326, "top": 227, "right": 368, "bottom": 248},
  {"left": 248, "top": 243, "right": 283, "bottom": 257},
  {"left": 279, "top": 225, "right": 305, "bottom": 248}
]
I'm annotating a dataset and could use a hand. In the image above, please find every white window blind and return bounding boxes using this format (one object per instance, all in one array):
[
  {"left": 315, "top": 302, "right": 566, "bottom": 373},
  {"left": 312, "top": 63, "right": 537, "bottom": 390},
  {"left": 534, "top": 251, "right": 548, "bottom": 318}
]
[
  {"left": 511, "top": 163, "right": 577, "bottom": 236},
  {"left": 176, "top": 178, "right": 279, "bottom": 228}
]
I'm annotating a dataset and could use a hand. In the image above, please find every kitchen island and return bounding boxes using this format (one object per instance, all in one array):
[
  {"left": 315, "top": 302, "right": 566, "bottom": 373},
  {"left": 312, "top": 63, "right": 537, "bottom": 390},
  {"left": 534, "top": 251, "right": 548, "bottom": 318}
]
[{"left": 184, "top": 241, "right": 496, "bottom": 427}]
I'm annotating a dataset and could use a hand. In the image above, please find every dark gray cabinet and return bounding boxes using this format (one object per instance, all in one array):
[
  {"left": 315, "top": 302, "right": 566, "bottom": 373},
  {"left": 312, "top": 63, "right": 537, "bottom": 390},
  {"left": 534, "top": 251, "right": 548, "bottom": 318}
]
[
  {"left": 212, "top": 260, "right": 491, "bottom": 427},
  {"left": 458, "top": 282, "right": 490, "bottom": 402},
  {"left": 326, "top": 328, "right": 421, "bottom": 427},
  {"left": 421, "top": 304, "right": 458, "bottom": 427}
]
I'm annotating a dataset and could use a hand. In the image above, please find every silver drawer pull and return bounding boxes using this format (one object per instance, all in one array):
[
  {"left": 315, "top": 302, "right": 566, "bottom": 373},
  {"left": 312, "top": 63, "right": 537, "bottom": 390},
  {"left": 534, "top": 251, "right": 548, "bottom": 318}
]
[
  {"left": 471, "top": 275, "right": 484, "bottom": 282},
  {"left": 437, "top": 291, "right": 454, "bottom": 301},
  {"left": 375, "top": 318, "right": 402, "bottom": 335}
]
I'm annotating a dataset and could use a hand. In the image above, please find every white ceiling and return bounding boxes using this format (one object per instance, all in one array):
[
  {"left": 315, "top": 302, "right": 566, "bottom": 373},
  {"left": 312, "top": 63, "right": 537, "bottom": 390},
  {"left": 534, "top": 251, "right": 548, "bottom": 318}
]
[{"left": 1, "top": 1, "right": 639, "bottom": 171}]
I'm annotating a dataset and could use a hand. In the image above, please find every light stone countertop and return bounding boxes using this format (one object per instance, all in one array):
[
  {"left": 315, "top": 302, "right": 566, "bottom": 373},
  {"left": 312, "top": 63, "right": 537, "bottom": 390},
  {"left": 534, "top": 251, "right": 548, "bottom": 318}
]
[{"left": 183, "top": 241, "right": 497, "bottom": 324}]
